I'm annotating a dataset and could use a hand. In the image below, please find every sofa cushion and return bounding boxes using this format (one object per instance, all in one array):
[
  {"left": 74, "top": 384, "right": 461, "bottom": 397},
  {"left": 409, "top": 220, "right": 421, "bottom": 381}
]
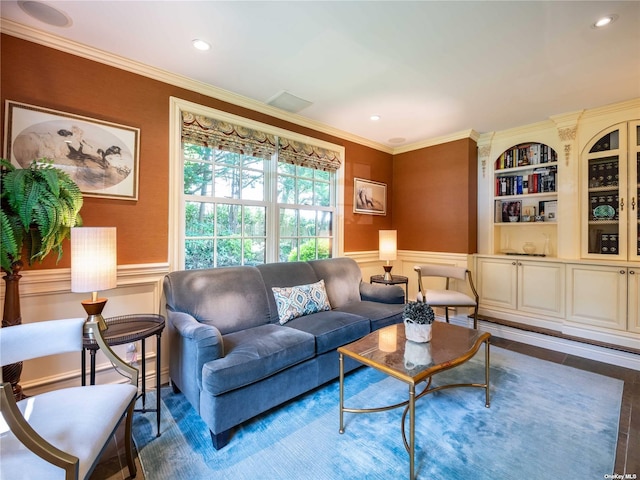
[
  {"left": 308, "top": 258, "right": 363, "bottom": 308},
  {"left": 336, "top": 300, "right": 404, "bottom": 331},
  {"left": 201, "top": 324, "right": 315, "bottom": 396},
  {"left": 257, "top": 262, "right": 320, "bottom": 323},
  {"left": 272, "top": 279, "right": 332, "bottom": 324},
  {"left": 164, "top": 266, "right": 271, "bottom": 335},
  {"left": 283, "top": 310, "right": 370, "bottom": 355}
]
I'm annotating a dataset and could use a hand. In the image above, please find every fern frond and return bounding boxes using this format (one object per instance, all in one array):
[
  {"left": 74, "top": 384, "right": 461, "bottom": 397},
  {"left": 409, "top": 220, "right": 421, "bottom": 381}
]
[
  {"left": 0, "top": 210, "right": 18, "bottom": 272},
  {"left": 2, "top": 158, "right": 83, "bottom": 266}
]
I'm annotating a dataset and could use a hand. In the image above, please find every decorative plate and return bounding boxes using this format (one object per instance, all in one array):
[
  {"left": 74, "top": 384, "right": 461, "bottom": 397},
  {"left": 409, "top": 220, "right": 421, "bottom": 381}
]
[{"left": 593, "top": 204, "right": 615, "bottom": 220}]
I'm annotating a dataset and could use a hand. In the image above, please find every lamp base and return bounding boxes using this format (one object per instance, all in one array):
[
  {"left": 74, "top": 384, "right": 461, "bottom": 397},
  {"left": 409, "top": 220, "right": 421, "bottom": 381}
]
[
  {"left": 383, "top": 265, "right": 393, "bottom": 281},
  {"left": 81, "top": 298, "right": 108, "bottom": 335}
]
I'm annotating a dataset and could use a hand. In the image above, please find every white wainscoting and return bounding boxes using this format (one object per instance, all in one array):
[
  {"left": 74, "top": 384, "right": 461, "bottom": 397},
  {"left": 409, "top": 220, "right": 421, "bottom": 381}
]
[
  {"left": 7, "top": 253, "right": 636, "bottom": 393},
  {"left": 0, "top": 263, "right": 170, "bottom": 395},
  {"left": 347, "top": 249, "right": 473, "bottom": 312}
]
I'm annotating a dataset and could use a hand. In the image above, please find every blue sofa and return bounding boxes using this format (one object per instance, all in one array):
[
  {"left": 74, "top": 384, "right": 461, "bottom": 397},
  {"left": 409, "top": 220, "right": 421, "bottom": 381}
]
[{"left": 163, "top": 257, "right": 404, "bottom": 449}]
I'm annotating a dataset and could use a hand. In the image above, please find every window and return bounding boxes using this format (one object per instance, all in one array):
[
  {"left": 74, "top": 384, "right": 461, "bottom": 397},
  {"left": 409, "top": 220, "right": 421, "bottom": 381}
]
[
  {"left": 173, "top": 100, "right": 344, "bottom": 270},
  {"left": 183, "top": 146, "right": 267, "bottom": 268},
  {"left": 277, "top": 162, "right": 333, "bottom": 262}
]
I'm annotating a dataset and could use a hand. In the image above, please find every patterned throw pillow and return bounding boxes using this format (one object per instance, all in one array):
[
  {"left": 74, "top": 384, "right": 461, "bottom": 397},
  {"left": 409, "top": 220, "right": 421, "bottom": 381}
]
[{"left": 272, "top": 279, "right": 332, "bottom": 325}]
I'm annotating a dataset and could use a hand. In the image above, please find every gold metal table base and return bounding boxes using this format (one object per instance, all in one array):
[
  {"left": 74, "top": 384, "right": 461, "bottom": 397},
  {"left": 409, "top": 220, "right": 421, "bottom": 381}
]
[{"left": 339, "top": 340, "right": 490, "bottom": 480}]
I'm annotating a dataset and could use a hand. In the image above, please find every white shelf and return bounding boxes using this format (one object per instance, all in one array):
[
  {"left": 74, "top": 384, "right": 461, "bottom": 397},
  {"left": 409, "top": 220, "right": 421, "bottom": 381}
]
[{"left": 495, "top": 161, "right": 558, "bottom": 175}]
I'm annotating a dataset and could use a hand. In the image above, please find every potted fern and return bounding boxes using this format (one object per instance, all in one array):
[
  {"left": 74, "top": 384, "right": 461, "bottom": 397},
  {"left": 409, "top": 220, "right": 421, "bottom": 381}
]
[
  {"left": 402, "top": 293, "right": 435, "bottom": 343},
  {"left": 1, "top": 158, "right": 83, "bottom": 398}
]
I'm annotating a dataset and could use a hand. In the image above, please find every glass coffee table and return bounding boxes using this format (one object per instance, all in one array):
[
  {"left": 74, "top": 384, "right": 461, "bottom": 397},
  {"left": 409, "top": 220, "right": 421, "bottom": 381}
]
[{"left": 338, "top": 321, "right": 491, "bottom": 480}]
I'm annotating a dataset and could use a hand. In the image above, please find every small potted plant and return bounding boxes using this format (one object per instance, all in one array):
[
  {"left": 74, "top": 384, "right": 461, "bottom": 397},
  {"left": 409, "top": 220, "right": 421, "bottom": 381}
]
[{"left": 402, "top": 293, "right": 435, "bottom": 343}]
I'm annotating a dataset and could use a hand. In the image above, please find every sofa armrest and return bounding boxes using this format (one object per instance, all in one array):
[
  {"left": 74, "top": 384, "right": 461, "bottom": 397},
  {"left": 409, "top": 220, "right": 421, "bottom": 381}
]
[
  {"left": 169, "top": 311, "right": 224, "bottom": 373},
  {"left": 359, "top": 281, "right": 405, "bottom": 304}
]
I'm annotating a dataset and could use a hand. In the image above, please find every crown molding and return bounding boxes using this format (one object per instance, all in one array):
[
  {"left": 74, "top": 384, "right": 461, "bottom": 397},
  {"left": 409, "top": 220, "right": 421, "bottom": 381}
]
[
  {"left": 577, "top": 97, "right": 640, "bottom": 124},
  {"left": 392, "top": 129, "right": 480, "bottom": 155},
  {"left": 1, "top": 19, "right": 488, "bottom": 156},
  {"left": 1, "top": 19, "right": 397, "bottom": 154}
]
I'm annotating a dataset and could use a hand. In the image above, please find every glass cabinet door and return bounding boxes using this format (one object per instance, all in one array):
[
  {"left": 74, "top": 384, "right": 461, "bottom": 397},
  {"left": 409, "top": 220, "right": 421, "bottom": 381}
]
[
  {"left": 583, "top": 122, "right": 639, "bottom": 260},
  {"left": 631, "top": 121, "right": 640, "bottom": 261},
  {"left": 583, "top": 125, "right": 627, "bottom": 259}
]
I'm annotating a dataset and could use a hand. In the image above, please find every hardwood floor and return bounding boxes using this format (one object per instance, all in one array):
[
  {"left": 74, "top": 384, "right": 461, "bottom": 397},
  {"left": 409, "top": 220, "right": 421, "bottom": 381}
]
[{"left": 90, "top": 336, "right": 640, "bottom": 479}]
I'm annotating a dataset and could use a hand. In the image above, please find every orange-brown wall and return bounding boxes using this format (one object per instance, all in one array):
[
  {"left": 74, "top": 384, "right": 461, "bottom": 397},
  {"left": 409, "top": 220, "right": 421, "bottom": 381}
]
[
  {"left": 393, "top": 138, "right": 477, "bottom": 253},
  {"left": 1, "top": 35, "right": 476, "bottom": 269}
]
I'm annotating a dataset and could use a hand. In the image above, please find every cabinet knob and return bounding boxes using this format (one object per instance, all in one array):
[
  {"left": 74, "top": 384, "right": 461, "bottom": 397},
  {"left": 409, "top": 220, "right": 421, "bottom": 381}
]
[
  {"left": 620, "top": 270, "right": 626, "bottom": 274},
  {"left": 512, "top": 262, "right": 517, "bottom": 265},
  {"left": 620, "top": 197, "right": 624, "bottom": 211},
  {"left": 631, "top": 270, "right": 635, "bottom": 275}
]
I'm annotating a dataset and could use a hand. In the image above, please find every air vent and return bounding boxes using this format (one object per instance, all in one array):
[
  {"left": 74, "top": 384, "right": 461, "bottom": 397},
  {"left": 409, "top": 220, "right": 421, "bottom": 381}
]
[{"left": 266, "top": 91, "right": 312, "bottom": 113}]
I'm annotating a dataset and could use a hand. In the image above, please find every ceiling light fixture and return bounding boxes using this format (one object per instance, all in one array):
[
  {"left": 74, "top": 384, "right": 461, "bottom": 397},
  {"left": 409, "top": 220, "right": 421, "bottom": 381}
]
[
  {"left": 370, "top": 115, "right": 381, "bottom": 121},
  {"left": 192, "top": 39, "right": 211, "bottom": 51},
  {"left": 592, "top": 14, "right": 618, "bottom": 28}
]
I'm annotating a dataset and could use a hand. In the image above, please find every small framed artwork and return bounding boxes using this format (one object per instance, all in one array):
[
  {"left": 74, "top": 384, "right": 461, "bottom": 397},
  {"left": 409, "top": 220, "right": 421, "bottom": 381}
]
[
  {"left": 4, "top": 100, "right": 140, "bottom": 200},
  {"left": 354, "top": 178, "right": 386, "bottom": 215},
  {"left": 501, "top": 200, "right": 521, "bottom": 222}
]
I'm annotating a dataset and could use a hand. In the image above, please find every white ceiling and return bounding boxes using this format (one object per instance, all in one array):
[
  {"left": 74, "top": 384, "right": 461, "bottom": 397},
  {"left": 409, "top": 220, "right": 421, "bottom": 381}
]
[{"left": 1, "top": 1, "right": 639, "bottom": 150}]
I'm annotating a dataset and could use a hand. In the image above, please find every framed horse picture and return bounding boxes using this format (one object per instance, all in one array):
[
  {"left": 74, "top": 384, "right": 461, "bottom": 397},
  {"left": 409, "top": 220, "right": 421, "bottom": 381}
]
[{"left": 354, "top": 178, "right": 386, "bottom": 215}]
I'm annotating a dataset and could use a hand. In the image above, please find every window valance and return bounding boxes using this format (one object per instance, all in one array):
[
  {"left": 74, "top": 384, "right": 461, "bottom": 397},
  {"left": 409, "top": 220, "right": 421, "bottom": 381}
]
[
  {"left": 181, "top": 111, "right": 342, "bottom": 171},
  {"left": 182, "top": 112, "right": 277, "bottom": 160},
  {"left": 278, "top": 137, "right": 342, "bottom": 172}
]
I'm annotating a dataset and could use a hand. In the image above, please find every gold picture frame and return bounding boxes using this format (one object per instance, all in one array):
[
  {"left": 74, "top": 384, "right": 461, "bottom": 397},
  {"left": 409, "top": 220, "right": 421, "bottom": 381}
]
[{"left": 4, "top": 100, "right": 140, "bottom": 200}]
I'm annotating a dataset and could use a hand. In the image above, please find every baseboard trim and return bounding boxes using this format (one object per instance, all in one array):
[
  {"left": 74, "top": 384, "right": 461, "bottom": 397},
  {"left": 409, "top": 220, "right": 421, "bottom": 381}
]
[{"left": 448, "top": 315, "right": 640, "bottom": 371}]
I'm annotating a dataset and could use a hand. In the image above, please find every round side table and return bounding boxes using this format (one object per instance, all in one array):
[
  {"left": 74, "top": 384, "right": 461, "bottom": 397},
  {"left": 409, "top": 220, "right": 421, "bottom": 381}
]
[
  {"left": 82, "top": 313, "right": 165, "bottom": 437},
  {"left": 370, "top": 274, "right": 409, "bottom": 302}
]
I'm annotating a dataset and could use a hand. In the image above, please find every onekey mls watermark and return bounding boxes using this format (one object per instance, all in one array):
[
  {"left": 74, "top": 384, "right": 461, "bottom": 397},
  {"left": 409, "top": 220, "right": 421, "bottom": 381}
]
[{"left": 604, "top": 474, "right": 637, "bottom": 479}]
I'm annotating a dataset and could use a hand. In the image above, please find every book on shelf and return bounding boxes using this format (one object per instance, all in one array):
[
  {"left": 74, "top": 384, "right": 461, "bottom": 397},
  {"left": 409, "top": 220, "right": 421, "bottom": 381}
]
[
  {"left": 495, "top": 143, "right": 557, "bottom": 170},
  {"left": 542, "top": 200, "right": 557, "bottom": 222},
  {"left": 495, "top": 163, "right": 557, "bottom": 197}
]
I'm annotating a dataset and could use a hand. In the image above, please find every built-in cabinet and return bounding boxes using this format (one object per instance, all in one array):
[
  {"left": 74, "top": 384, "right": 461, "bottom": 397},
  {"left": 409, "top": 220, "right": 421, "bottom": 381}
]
[
  {"left": 476, "top": 99, "right": 640, "bottom": 351},
  {"left": 476, "top": 256, "right": 565, "bottom": 327},
  {"left": 565, "top": 263, "right": 628, "bottom": 331}
]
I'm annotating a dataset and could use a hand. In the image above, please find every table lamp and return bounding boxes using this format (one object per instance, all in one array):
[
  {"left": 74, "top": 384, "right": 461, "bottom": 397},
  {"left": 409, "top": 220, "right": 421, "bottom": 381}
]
[
  {"left": 71, "top": 227, "right": 117, "bottom": 333},
  {"left": 379, "top": 230, "right": 397, "bottom": 281}
]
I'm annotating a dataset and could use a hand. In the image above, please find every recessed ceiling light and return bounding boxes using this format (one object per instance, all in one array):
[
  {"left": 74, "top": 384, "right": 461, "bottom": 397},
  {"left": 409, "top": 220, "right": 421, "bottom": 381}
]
[
  {"left": 192, "top": 39, "right": 211, "bottom": 51},
  {"left": 18, "top": 1, "right": 71, "bottom": 27},
  {"left": 592, "top": 14, "right": 618, "bottom": 28},
  {"left": 370, "top": 115, "right": 381, "bottom": 121}
]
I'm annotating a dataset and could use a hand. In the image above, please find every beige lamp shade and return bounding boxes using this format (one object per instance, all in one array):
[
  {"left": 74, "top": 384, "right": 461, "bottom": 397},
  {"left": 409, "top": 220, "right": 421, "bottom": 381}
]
[
  {"left": 379, "top": 230, "right": 397, "bottom": 261},
  {"left": 71, "top": 227, "right": 117, "bottom": 293}
]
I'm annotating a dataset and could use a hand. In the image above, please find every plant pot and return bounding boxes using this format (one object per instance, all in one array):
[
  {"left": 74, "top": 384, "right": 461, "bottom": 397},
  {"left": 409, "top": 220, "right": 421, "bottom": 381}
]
[{"left": 403, "top": 319, "right": 432, "bottom": 343}]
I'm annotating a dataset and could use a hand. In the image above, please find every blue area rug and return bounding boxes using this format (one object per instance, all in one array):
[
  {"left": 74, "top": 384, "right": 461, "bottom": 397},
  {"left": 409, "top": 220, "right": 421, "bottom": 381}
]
[{"left": 133, "top": 346, "right": 623, "bottom": 479}]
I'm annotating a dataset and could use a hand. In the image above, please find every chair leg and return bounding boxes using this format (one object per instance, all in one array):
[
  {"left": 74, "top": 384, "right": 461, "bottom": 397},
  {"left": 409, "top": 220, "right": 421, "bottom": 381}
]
[
  {"left": 445, "top": 307, "right": 450, "bottom": 323},
  {"left": 473, "top": 305, "right": 479, "bottom": 330},
  {"left": 124, "top": 401, "right": 137, "bottom": 478}
]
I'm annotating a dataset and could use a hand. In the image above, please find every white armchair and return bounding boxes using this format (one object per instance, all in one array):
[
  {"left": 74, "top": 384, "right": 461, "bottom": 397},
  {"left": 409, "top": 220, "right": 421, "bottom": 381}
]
[
  {"left": 414, "top": 264, "right": 479, "bottom": 329},
  {"left": 0, "top": 318, "right": 139, "bottom": 479}
]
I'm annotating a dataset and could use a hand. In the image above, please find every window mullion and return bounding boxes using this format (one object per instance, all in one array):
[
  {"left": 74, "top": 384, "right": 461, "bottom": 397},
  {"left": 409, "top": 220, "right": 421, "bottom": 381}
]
[{"left": 266, "top": 149, "right": 279, "bottom": 263}]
